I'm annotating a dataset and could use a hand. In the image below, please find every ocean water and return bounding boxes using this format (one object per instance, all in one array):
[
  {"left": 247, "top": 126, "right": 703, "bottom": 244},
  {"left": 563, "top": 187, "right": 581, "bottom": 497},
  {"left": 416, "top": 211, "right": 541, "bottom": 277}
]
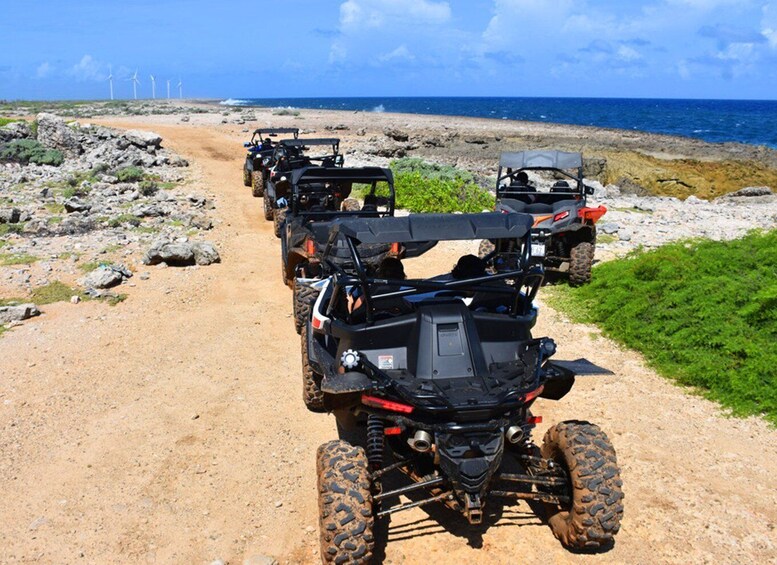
[{"left": 220, "top": 96, "right": 777, "bottom": 149}]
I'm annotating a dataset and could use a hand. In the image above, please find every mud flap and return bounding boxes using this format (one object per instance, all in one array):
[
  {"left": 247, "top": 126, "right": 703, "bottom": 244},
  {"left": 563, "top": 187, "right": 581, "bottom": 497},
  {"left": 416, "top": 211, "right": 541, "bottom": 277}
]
[{"left": 540, "top": 358, "right": 613, "bottom": 401}]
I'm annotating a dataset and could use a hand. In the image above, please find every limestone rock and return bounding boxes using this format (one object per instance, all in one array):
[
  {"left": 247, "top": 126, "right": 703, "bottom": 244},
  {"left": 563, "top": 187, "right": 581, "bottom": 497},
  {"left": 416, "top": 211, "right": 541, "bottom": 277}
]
[
  {"left": 36, "top": 113, "right": 82, "bottom": 158},
  {"left": 0, "top": 304, "right": 40, "bottom": 324}
]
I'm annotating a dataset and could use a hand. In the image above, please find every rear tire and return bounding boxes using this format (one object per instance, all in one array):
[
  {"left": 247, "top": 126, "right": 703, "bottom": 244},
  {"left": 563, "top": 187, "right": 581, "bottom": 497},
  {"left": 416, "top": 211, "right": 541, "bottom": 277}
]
[
  {"left": 541, "top": 421, "right": 624, "bottom": 551},
  {"left": 293, "top": 279, "right": 320, "bottom": 335},
  {"left": 568, "top": 241, "right": 594, "bottom": 286},
  {"left": 263, "top": 191, "right": 274, "bottom": 221},
  {"left": 273, "top": 208, "right": 286, "bottom": 239},
  {"left": 251, "top": 171, "right": 263, "bottom": 197},
  {"left": 317, "top": 440, "right": 374, "bottom": 564},
  {"left": 242, "top": 167, "right": 251, "bottom": 187}
]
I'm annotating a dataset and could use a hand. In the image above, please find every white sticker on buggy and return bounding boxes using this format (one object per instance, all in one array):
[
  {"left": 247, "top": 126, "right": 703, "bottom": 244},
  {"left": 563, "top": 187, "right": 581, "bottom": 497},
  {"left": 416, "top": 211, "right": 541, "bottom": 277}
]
[{"left": 378, "top": 355, "right": 394, "bottom": 370}]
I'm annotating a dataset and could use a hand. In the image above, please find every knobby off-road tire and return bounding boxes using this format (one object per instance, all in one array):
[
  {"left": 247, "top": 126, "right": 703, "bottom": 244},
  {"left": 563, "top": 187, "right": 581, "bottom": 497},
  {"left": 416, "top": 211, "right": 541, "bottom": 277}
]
[
  {"left": 478, "top": 239, "right": 495, "bottom": 259},
  {"left": 317, "top": 440, "right": 374, "bottom": 564},
  {"left": 263, "top": 191, "right": 274, "bottom": 221},
  {"left": 568, "top": 241, "right": 594, "bottom": 286},
  {"left": 541, "top": 421, "right": 624, "bottom": 551},
  {"left": 251, "top": 171, "right": 263, "bottom": 197},
  {"left": 293, "top": 279, "right": 320, "bottom": 335},
  {"left": 242, "top": 167, "right": 251, "bottom": 187},
  {"left": 273, "top": 208, "right": 286, "bottom": 239},
  {"left": 301, "top": 324, "right": 326, "bottom": 412}
]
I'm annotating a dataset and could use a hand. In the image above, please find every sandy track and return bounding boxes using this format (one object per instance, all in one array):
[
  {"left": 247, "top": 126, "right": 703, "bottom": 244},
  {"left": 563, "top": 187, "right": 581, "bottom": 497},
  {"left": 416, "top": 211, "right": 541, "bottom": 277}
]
[{"left": 1, "top": 121, "right": 776, "bottom": 564}]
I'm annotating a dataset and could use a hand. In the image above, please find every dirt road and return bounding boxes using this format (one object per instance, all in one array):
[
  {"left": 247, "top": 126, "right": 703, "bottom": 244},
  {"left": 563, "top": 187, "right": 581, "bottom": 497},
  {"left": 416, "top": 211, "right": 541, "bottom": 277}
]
[{"left": 2, "top": 121, "right": 776, "bottom": 564}]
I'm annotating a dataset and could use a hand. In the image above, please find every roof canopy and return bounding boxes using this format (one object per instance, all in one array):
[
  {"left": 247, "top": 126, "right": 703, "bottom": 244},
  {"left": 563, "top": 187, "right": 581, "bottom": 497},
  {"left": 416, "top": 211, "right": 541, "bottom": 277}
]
[
  {"left": 280, "top": 138, "right": 340, "bottom": 147},
  {"left": 499, "top": 150, "right": 582, "bottom": 170},
  {"left": 291, "top": 166, "right": 392, "bottom": 185},
  {"left": 253, "top": 127, "right": 300, "bottom": 136},
  {"left": 329, "top": 213, "right": 532, "bottom": 244}
]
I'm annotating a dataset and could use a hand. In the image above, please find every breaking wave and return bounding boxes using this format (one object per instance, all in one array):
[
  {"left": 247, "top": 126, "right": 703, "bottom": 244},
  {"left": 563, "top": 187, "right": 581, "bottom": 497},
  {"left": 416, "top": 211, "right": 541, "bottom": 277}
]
[
  {"left": 371, "top": 104, "right": 385, "bottom": 113},
  {"left": 219, "top": 98, "right": 249, "bottom": 106}
]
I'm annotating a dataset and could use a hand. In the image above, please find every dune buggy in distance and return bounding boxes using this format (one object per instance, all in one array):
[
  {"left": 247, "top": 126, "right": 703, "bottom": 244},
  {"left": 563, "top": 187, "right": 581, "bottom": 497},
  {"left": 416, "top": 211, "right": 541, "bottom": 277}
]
[
  {"left": 263, "top": 138, "right": 344, "bottom": 225},
  {"left": 279, "top": 166, "right": 397, "bottom": 333},
  {"left": 242, "top": 127, "right": 299, "bottom": 196},
  {"left": 303, "top": 213, "right": 623, "bottom": 563},
  {"left": 484, "top": 151, "right": 607, "bottom": 286}
]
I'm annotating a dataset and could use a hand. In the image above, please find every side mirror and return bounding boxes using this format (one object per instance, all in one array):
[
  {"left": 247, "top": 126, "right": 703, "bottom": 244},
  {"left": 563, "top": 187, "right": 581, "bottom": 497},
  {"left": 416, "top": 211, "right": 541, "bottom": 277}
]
[
  {"left": 243, "top": 142, "right": 251, "bottom": 148},
  {"left": 584, "top": 184, "right": 595, "bottom": 195}
]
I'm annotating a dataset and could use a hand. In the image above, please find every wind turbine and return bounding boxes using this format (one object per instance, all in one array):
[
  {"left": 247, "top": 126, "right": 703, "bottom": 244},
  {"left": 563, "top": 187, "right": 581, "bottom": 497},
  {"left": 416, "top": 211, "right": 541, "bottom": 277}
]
[
  {"left": 149, "top": 74, "right": 156, "bottom": 99},
  {"left": 166, "top": 79, "right": 171, "bottom": 99},
  {"left": 107, "top": 65, "right": 114, "bottom": 100},
  {"left": 131, "top": 69, "right": 140, "bottom": 100},
  {"left": 177, "top": 77, "right": 183, "bottom": 99}
]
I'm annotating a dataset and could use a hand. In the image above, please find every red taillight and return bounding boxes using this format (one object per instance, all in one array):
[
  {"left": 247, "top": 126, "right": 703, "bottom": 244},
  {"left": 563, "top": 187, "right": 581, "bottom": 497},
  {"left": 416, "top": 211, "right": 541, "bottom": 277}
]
[
  {"left": 361, "top": 394, "right": 414, "bottom": 414},
  {"left": 384, "top": 426, "right": 402, "bottom": 435},
  {"left": 553, "top": 210, "right": 569, "bottom": 222},
  {"left": 311, "top": 315, "right": 323, "bottom": 330},
  {"left": 527, "top": 415, "right": 543, "bottom": 425},
  {"left": 390, "top": 242, "right": 400, "bottom": 255},
  {"left": 578, "top": 206, "right": 607, "bottom": 223},
  {"left": 305, "top": 238, "right": 316, "bottom": 256},
  {"left": 523, "top": 385, "right": 544, "bottom": 403}
]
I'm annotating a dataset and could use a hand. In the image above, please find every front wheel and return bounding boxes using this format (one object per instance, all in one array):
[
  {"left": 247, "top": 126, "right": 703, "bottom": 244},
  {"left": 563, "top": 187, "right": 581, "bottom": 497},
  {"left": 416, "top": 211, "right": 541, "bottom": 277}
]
[
  {"left": 301, "top": 324, "right": 325, "bottom": 412},
  {"left": 273, "top": 208, "right": 286, "bottom": 239},
  {"left": 242, "top": 166, "right": 251, "bottom": 187},
  {"left": 293, "top": 279, "right": 320, "bottom": 335},
  {"left": 251, "top": 171, "right": 263, "bottom": 197},
  {"left": 541, "top": 421, "right": 624, "bottom": 550},
  {"left": 568, "top": 241, "right": 594, "bottom": 286},
  {"left": 317, "top": 440, "right": 374, "bottom": 564},
  {"left": 263, "top": 190, "right": 274, "bottom": 221}
]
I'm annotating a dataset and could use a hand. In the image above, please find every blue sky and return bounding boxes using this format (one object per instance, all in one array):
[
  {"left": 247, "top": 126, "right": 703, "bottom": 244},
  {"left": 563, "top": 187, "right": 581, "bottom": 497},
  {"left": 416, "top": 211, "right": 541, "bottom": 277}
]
[{"left": 2, "top": 0, "right": 776, "bottom": 100}]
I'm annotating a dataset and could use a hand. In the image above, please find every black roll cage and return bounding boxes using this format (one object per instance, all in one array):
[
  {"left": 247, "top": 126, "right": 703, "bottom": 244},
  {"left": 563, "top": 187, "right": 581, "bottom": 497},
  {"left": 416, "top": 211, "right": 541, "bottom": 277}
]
[
  {"left": 249, "top": 127, "right": 299, "bottom": 145},
  {"left": 319, "top": 214, "right": 543, "bottom": 325},
  {"left": 496, "top": 150, "right": 591, "bottom": 204},
  {"left": 290, "top": 167, "right": 395, "bottom": 218}
]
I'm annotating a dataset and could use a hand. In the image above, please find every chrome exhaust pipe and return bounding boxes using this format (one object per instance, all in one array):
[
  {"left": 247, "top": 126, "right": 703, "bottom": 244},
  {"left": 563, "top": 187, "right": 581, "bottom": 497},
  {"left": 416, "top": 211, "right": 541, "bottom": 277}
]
[
  {"left": 407, "top": 430, "right": 433, "bottom": 453},
  {"left": 505, "top": 425, "right": 525, "bottom": 445}
]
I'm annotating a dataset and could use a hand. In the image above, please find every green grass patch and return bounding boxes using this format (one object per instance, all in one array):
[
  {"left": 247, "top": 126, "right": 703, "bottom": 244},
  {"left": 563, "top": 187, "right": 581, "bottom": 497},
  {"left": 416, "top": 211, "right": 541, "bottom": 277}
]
[
  {"left": 0, "top": 239, "right": 8, "bottom": 249},
  {"left": 30, "top": 281, "right": 84, "bottom": 305},
  {"left": 0, "top": 117, "right": 22, "bottom": 127},
  {"left": 78, "top": 260, "right": 107, "bottom": 273},
  {"left": 108, "top": 214, "right": 142, "bottom": 228},
  {"left": 0, "top": 252, "right": 38, "bottom": 266},
  {"left": 383, "top": 158, "right": 493, "bottom": 213},
  {"left": 547, "top": 230, "right": 777, "bottom": 424},
  {"left": 45, "top": 202, "right": 66, "bottom": 214},
  {"left": 597, "top": 234, "right": 618, "bottom": 244},
  {"left": 0, "top": 223, "right": 24, "bottom": 236}
]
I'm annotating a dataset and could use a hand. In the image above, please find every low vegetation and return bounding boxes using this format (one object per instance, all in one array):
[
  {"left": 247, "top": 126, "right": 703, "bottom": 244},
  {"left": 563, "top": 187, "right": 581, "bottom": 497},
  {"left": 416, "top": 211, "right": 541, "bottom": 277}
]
[
  {"left": 115, "top": 166, "right": 145, "bottom": 183},
  {"left": 389, "top": 158, "right": 493, "bottom": 213},
  {"left": 547, "top": 230, "right": 777, "bottom": 424},
  {"left": 0, "top": 139, "right": 64, "bottom": 166},
  {"left": 0, "top": 117, "right": 22, "bottom": 127}
]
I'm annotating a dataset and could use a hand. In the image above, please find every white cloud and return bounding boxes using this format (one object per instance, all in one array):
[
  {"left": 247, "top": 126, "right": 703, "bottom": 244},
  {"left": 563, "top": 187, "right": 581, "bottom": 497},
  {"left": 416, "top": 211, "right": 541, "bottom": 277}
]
[
  {"left": 379, "top": 45, "right": 415, "bottom": 63},
  {"left": 36, "top": 62, "right": 52, "bottom": 79},
  {"left": 70, "top": 55, "right": 103, "bottom": 81},
  {"left": 339, "top": 0, "right": 450, "bottom": 30},
  {"left": 762, "top": 4, "right": 777, "bottom": 48}
]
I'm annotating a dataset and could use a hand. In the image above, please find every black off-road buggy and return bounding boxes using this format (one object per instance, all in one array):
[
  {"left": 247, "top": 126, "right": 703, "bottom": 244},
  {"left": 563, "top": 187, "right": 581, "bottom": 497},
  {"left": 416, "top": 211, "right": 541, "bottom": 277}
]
[
  {"left": 482, "top": 151, "right": 607, "bottom": 286},
  {"left": 279, "top": 166, "right": 398, "bottom": 334},
  {"left": 263, "top": 138, "right": 344, "bottom": 226},
  {"left": 242, "top": 127, "right": 299, "bottom": 196},
  {"left": 302, "top": 213, "right": 623, "bottom": 563}
]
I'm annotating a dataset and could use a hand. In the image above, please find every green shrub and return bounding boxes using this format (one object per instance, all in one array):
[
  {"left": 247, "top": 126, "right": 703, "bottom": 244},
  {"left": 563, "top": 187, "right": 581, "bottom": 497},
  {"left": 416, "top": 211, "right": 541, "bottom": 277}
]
[
  {"left": 0, "top": 118, "right": 22, "bottom": 127},
  {"left": 138, "top": 180, "right": 158, "bottom": 196},
  {"left": 108, "top": 214, "right": 142, "bottom": 227},
  {"left": 385, "top": 158, "right": 492, "bottom": 213},
  {"left": 391, "top": 157, "right": 476, "bottom": 184},
  {"left": 0, "top": 139, "right": 64, "bottom": 166},
  {"left": 547, "top": 230, "right": 777, "bottom": 424},
  {"left": 115, "top": 166, "right": 144, "bottom": 183}
]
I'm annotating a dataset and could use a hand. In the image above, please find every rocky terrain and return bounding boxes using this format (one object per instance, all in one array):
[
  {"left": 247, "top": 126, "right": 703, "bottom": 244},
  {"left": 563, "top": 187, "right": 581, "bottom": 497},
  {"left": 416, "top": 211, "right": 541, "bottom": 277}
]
[
  {"left": 0, "top": 102, "right": 775, "bottom": 564},
  {"left": 0, "top": 112, "right": 220, "bottom": 330}
]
